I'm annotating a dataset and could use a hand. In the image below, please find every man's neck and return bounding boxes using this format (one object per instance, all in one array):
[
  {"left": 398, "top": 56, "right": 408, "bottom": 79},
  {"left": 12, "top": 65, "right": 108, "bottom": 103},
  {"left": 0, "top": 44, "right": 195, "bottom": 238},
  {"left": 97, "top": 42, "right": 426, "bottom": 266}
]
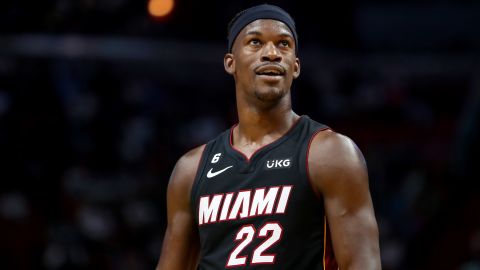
[{"left": 234, "top": 97, "right": 300, "bottom": 149}]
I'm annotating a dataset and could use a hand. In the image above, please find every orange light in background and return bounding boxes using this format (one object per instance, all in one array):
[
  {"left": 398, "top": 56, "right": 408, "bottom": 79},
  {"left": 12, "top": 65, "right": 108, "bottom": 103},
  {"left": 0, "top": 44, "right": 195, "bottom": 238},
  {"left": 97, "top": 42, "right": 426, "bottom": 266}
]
[{"left": 148, "top": 0, "right": 174, "bottom": 18}]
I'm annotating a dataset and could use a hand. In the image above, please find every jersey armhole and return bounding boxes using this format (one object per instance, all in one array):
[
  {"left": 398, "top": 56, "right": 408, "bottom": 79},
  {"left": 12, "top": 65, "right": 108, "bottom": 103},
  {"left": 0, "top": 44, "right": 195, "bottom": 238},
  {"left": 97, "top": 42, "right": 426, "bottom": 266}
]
[
  {"left": 189, "top": 143, "right": 212, "bottom": 220},
  {"left": 302, "top": 127, "right": 330, "bottom": 200}
]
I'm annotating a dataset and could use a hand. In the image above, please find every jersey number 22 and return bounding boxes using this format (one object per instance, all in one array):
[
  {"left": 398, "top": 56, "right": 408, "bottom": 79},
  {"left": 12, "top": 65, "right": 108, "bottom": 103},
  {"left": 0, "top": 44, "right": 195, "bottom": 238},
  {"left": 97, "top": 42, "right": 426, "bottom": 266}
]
[{"left": 226, "top": 222, "right": 282, "bottom": 267}]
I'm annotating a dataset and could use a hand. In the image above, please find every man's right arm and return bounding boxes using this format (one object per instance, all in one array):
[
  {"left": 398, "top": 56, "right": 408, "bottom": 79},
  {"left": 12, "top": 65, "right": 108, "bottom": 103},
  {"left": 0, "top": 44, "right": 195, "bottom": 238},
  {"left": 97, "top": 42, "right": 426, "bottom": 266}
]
[{"left": 156, "top": 144, "right": 206, "bottom": 270}]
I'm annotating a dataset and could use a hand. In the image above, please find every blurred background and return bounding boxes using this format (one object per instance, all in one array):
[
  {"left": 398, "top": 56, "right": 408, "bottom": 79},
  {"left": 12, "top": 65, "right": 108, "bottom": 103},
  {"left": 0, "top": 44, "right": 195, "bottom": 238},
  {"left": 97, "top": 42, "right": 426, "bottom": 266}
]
[{"left": 0, "top": 0, "right": 479, "bottom": 269}]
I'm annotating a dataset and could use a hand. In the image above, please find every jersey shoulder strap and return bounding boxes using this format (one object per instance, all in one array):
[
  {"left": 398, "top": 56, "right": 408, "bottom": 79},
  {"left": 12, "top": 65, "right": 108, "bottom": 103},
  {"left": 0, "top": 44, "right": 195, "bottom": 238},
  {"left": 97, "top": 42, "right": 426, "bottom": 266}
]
[{"left": 189, "top": 129, "right": 230, "bottom": 212}]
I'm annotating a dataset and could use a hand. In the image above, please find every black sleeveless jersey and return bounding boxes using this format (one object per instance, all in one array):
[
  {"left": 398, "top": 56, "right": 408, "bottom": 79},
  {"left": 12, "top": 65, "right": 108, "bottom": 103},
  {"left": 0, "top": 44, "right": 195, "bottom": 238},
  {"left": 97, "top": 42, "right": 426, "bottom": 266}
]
[{"left": 190, "top": 115, "right": 338, "bottom": 270}]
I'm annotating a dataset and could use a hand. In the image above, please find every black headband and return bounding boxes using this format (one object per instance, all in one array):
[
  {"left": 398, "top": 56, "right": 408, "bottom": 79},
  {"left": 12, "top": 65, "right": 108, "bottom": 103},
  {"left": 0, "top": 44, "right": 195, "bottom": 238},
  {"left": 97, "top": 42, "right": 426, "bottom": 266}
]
[{"left": 227, "top": 4, "right": 298, "bottom": 54}]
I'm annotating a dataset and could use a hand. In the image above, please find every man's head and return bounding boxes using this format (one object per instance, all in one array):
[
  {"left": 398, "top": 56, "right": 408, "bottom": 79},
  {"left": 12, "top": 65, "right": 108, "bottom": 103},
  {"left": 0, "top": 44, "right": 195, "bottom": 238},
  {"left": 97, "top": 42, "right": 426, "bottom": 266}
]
[
  {"left": 226, "top": 4, "right": 298, "bottom": 55},
  {"left": 224, "top": 4, "right": 300, "bottom": 105}
]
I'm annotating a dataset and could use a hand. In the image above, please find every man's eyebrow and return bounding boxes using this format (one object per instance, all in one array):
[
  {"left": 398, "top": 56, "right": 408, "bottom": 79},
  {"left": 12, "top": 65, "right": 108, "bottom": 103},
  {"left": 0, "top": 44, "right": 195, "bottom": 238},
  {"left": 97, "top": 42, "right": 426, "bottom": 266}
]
[{"left": 278, "top": 32, "right": 294, "bottom": 39}]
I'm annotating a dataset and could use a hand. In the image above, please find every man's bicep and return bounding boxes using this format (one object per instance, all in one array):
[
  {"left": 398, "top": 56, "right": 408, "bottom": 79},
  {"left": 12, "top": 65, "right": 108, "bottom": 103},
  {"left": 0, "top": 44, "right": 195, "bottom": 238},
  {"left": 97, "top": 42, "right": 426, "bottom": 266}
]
[
  {"left": 158, "top": 209, "right": 199, "bottom": 270},
  {"left": 309, "top": 132, "right": 380, "bottom": 269},
  {"left": 156, "top": 146, "right": 205, "bottom": 270},
  {"left": 322, "top": 163, "right": 379, "bottom": 270}
]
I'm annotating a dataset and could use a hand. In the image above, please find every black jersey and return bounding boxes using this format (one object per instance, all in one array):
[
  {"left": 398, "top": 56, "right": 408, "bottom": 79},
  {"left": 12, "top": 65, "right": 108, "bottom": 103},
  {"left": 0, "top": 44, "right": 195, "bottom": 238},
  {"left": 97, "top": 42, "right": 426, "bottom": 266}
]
[{"left": 190, "top": 115, "right": 338, "bottom": 270}]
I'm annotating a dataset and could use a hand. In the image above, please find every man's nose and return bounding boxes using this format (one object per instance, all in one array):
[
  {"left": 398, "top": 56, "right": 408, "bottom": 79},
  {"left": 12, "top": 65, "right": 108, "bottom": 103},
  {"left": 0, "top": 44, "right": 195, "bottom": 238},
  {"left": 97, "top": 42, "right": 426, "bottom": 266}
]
[{"left": 261, "top": 42, "right": 282, "bottom": 62}]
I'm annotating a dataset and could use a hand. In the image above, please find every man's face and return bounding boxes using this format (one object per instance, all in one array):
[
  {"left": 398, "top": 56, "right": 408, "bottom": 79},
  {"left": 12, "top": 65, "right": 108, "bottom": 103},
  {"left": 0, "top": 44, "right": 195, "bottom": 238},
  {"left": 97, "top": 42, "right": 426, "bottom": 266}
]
[{"left": 224, "top": 19, "right": 300, "bottom": 103}]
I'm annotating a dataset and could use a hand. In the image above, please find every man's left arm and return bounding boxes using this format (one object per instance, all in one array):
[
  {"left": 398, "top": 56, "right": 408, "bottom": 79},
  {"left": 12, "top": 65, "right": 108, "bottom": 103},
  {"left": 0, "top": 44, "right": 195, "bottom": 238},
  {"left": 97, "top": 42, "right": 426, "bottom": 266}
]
[{"left": 308, "top": 130, "right": 381, "bottom": 270}]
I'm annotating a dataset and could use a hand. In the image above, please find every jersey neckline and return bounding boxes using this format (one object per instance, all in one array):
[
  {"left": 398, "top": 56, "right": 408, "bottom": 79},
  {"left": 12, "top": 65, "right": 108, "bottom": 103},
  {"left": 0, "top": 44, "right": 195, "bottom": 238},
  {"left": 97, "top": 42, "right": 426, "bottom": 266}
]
[{"left": 225, "top": 115, "right": 307, "bottom": 163}]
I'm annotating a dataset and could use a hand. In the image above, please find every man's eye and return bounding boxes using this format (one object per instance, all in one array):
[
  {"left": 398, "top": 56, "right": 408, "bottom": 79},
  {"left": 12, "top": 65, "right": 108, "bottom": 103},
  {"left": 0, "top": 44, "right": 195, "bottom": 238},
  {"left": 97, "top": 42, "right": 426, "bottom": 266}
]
[
  {"left": 280, "top": 40, "right": 290, "bottom": 47},
  {"left": 250, "top": 39, "right": 261, "bottom": 45}
]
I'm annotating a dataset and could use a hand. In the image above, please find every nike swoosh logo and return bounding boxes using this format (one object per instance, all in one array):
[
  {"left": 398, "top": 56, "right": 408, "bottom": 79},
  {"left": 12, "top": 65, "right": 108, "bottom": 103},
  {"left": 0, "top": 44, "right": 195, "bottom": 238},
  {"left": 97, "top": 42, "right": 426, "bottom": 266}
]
[{"left": 206, "top": 166, "right": 233, "bottom": 178}]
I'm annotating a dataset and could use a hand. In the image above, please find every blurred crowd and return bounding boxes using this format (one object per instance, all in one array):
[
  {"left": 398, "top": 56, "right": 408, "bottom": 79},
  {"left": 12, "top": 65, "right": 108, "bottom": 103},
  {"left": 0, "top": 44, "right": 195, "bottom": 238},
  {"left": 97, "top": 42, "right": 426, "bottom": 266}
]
[{"left": 1, "top": 1, "right": 480, "bottom": 270}]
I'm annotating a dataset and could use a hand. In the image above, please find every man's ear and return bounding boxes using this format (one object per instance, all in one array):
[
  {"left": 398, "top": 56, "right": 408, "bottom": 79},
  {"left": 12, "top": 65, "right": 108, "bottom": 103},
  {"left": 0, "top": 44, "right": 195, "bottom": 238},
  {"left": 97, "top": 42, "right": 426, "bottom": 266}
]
[
  {"left": 293, "top": 57, "right": 301, "bottom": 79},
  {"left": 224, "top": 53, "right": 235, "bottom": 75}
]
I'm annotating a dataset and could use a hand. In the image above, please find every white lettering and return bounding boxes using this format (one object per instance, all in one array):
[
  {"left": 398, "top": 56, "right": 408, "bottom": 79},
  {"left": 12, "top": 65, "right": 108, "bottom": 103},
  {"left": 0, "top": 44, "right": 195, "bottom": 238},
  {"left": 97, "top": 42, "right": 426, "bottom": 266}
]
[
  {"left": 198, "top": 185, "right": 294, "bottom": 225},
  {"left": 250, "top": 187, "right": 279, "bottom": 216},
  {"left": 276, "top": 186, "right": 293, "bottom": 213},
  {"left": 211, "top": 153, "right": 221, "bottom": 163},
  {"left": 219, "top": 193, "right": 234, "bottom": 221},
  {"left": 265, "top": 159, "right": 291, "bottom": 169},
  {"left": 229, "top": 191, "right": 251, "bottom": 220},
  {"left": 199, "top": 194, "right": 223, "bottom": 225},
  {"left": 266, "top": 161, "right": 274, "bottom": 169}
]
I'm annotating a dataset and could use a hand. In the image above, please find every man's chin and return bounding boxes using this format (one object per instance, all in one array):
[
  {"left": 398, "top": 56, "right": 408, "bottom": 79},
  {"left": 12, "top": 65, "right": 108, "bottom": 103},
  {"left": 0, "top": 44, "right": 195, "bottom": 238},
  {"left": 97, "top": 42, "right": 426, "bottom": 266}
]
[{"left": 254, "top": 87, "right": 286, "bottom": 102}]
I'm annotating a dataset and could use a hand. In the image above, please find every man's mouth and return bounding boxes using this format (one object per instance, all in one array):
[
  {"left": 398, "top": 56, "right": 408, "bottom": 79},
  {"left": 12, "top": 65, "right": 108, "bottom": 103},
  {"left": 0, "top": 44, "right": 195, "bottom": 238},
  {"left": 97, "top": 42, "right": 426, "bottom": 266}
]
[{"left": 255, "top": 65, "right": 285, "bottom": 76}]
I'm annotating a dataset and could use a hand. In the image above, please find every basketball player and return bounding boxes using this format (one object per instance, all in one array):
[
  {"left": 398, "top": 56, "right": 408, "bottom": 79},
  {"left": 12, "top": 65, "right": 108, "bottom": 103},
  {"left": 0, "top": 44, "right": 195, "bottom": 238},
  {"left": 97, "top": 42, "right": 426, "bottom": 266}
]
[{"left": 156, "top": 4, "right": 381, "bottom": 270}]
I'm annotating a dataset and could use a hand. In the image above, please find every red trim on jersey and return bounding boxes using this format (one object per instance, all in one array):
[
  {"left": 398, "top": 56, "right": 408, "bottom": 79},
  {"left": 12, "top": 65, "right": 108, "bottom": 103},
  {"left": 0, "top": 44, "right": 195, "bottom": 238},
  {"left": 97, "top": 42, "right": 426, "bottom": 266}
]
[
  {"left": 192, "top": 144, "right": 207, "bottom": 182},
  {"left": 324, "top": 217, "right": 339, "bottom": 270},
  {"left": 306, "top": 127, "right": 330, "bottom": 199},
  {"left": 229, "top": 116, "right": 304, "bottom": 162}
]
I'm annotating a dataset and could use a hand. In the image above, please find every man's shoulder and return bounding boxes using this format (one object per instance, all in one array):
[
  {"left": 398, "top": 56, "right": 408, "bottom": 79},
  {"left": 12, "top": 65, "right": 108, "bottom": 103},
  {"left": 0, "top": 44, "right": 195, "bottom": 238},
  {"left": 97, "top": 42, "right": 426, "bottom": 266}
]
[
  {"left": 168, "top": 144, "right": 207, "bottom": 196},
  {"left": 307, "top": 129, "right": 368, "bottom": 195},
  {"left": 176, "top": 144, "right": 207, "bottom": 174},
  {"left": 308, "top": 128, "right": 366, "bottom": 173},
  {"left": 175, "top": 127, "right": 231, "bottom": 175},
  {"left": 311, "top": 129, "right": 355, "bottom": 153}
]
